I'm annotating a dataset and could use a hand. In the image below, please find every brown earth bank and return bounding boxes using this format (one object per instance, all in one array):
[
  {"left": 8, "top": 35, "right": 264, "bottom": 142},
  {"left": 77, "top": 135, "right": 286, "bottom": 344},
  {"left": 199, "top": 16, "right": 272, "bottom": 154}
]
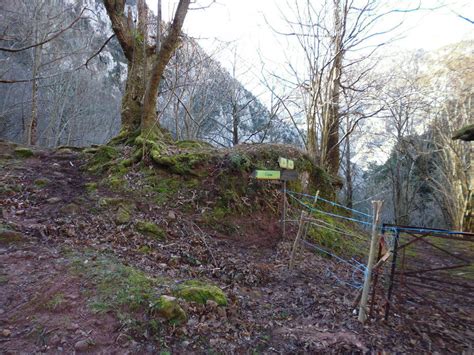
[{"left": 1, "top": 141, "right": 473, "bottom": 353}]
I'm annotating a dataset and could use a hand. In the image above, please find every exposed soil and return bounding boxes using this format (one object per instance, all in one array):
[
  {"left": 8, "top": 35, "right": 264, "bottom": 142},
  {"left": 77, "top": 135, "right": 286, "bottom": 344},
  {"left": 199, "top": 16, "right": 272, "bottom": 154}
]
[{"left": 1, "top": 144, "right": 473, "bottom": 353}]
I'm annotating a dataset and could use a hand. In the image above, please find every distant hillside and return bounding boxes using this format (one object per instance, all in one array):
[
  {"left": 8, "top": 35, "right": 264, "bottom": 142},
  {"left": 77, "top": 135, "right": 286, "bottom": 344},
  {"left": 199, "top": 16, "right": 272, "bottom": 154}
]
[{"left": 0, "top": 0, "right": 299, "bottom": 148}]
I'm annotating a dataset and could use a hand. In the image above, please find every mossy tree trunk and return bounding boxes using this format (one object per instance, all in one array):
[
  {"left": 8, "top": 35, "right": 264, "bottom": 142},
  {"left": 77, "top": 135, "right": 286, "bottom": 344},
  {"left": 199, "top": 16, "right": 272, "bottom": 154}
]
[{"left": 103, "top": 0, "right": 190, "bottom": 144}]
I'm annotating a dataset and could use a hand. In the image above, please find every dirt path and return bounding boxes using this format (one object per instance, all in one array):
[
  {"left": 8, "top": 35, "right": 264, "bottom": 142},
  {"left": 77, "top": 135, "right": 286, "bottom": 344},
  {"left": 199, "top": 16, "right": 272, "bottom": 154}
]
[{"left": 1, "top": 146, "right": 473, "bottom": 353}]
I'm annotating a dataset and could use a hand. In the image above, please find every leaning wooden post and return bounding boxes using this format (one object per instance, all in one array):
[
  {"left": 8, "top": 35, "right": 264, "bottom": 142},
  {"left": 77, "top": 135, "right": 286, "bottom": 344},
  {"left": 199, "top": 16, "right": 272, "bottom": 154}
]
[
  {"left": 281, "top": 180, "right": 287, "bottom": 238},
  {"left": 289, "top": 211, "right": 307, "bottom": 270},
  {"left": 358, "top": 200, "right": 383, "bottom": 323}
]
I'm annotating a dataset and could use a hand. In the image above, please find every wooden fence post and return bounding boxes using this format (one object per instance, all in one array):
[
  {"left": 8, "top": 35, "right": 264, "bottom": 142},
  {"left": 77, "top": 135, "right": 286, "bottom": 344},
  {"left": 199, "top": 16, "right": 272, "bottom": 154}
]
[
  {"left": 289, "top": 211, "right": 307, "bottom": 270},
  {"left": 282, "top": 181, "right": 287, "bottom": 237},
  {"left": 358, "top": 200, "right": 383, "bottom": 323}
]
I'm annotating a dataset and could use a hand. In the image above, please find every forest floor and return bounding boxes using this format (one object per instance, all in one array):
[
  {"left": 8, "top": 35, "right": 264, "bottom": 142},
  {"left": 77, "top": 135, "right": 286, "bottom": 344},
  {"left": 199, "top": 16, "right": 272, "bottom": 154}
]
[{"left": 0, "top": 142, "right": 473, "bottom": 353}]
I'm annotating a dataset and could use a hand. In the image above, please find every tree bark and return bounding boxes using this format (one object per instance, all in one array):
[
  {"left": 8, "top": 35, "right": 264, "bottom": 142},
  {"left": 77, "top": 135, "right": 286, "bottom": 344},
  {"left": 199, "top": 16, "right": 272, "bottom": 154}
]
[
  {"left": 103, "top": 0, "right": 190, "bottom": 142},
  {"left": 323, "top": 0, "right": 345, "bottom": 175},
  {"left": 344, "top": 116, "right": 353, "bottom": 209},
  {"left": 141, "top": 0, "right": 190, "bottom": 135}
]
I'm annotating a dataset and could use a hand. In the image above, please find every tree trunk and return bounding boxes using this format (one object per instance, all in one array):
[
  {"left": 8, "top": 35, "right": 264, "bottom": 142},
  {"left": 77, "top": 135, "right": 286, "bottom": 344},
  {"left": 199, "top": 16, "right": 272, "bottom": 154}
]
[
  {"left": 28, "top": 25, "right": 43, "bottom": 145},
  {"left": 121, "top": 51, "right": 146, "bottom": 134},
  {"left": 344, "top": 117, "right": 353, "bottom": 209},
  {"left": 232, "top": 100, "right": 239, "bottom": 146},
  {"left": 141, "top": 0, "right": 190, "bottom": 136},
  {"left": 307, "top": 99, "right": 318, "bottom": 162},
  {"left": 103, "top": 0, "right": 190, "bottom": 143},
  {"left": 323, "top": 0, "right": 344, "bottom": 175}
]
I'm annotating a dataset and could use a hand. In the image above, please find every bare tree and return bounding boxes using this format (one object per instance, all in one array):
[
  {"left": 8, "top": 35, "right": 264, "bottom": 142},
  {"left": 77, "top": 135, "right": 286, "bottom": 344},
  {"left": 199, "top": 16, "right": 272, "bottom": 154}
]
[{"left": 268, "top": 0, "right": 420, "bottom": 175}]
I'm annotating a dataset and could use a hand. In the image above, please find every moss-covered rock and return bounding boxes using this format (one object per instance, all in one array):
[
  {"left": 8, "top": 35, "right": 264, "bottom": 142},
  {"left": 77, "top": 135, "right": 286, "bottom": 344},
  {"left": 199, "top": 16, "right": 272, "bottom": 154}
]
[
  {"left": 108, "top": 176, "right": 125, "bottom": 190},
  {"left": 14, "top": 147, "right": 34, "bottom": 158},
  {"left": 85, "top": 182, "right": 98, "bottom": 192},
  {"left": 174, "top": 280, "right": 227, "bottom": 306},
  {"left": 0, "top": 228, "right": 23, "bottom": 244},
  {"left": 98, "top": 197, "right": 126, "bottom": 208},
  {"left": 136, "top": 220, "right": 166, "bottom": 240},
  {"left": 115, "top": 207, "right": 131, "bottom": 225},
  {"left": 60, "top": 203, "right": 81, "bottom": 215},
  {"left": 151, "top": 295, "right": 187, "bottom": 324},
  {"left": 34, "top": 178, "right": 50, "bottom": 187}
]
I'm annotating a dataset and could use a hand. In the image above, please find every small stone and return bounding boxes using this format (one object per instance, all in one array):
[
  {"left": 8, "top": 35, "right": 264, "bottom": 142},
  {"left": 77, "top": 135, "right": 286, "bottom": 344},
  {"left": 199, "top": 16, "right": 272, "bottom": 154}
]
[
  {"left": 0, "top": 309, "right": 5, "bottom": 315},
  {"left": 47, "top": 197, "right": 62, "bottom": 204},
  {"left": 115, "top": 207, "right": 131, "bottom": 225},
  {"left": 181, "top": 340, "right": 190, "bottom": 347},
  {"left": 135, "top": 220, "right": 166, "bottom": 240},
  {"left": 67, "top": 323, "right": 79, "bottom": 331},
  {"left": 60, "top": 203, "right": 80, "bottom": 215},
  {"left": 15, "top": 210, "right": 25, "bottom": 215},
  {"left": 217, "top": 307, "right": 227, "bottom": 319},
  {"left": 49, "top": 334, "right": 60, "bottom": 346},
  {"left": 2, "top": 329, "right": 11, "bottom": 337},
  {"left": 74, "top": 339, "right": 91, "bottom": 351},
  {"left": 153, "top": 295, "right": 187, "bottom": 323},
  {"left": 167, "top": 211, "right": 177, "bottom": 220},
  {"left": 206, "top": 300, "right": 218, "bottom": 309}
]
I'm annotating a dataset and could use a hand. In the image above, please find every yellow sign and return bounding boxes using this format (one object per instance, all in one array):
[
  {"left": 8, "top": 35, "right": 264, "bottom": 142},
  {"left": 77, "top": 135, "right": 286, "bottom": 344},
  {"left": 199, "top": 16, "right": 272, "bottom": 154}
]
[
  {"left": 252, "top": 170, "right": 281, "bottom": 180},
  {"left": 279, "top": 157, "right": 294, "bottom": 170}
]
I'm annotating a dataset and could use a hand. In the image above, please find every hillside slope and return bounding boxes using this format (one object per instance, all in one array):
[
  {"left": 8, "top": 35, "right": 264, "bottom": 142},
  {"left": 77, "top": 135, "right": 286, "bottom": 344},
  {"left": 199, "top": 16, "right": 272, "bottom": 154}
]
[{"left": 0, "top": 140, "right": 472, "bottom": 353}]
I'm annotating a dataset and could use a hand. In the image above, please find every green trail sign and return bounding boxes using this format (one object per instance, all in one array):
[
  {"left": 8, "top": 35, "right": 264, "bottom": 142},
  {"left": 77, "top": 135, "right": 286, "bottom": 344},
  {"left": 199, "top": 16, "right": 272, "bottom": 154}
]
[
  {"left": 251, "top": 170, "right": 298, "bottom": 181},
  {"left": 252, "top": 170, "right": 281, "bottom": 180}
]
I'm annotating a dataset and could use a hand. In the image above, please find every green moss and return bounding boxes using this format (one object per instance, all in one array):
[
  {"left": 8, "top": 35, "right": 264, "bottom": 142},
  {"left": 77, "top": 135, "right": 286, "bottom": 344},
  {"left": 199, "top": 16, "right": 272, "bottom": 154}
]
[
  {"left": 98, "top": 197, "right": 126, "bottom": 208},
  {"left": 176, "top": 140, "right": 213, "bottom": 149},
  {"left": 85, "top": 182, "right": 98, "bottom": 192},
  {"left": 150, "top": 295, "right": 187, "bottom": 324},
  {"left": 109, "top": 176, "right": 125, "bottom": 189},
  {"left": 0, "top": 228, "right": 23, "bottom": 244},
  {"left": 34, "top": 178, "right": 50, "bottom": 187},
  {"left": 136, "top": 220, "right": 166, "bottom": 240},
  {"left": 87, "top": 145, "right": 120, "bottom": 173},
  {"left": 174, "top": 280, "right": 227, "bottom": 306},
  {"left": 229, "top": 153, "right": 252, "bottom": 171},
  {"left": 115, "top": 207, "right": 132, "bottom": 225},
  {"left": 71, "top": 255, "right": 159, "bottom": 312},
  {"left": 137, "top": 245, "right": 152, "bottom": 254},
  {"left": 14, "top": 147, "right": 34, "bottom": 158},
  {"left": 46, "top": 293, "right": 65, "bottom": 311},
  {"left": 140, "top": 171, "right": 182, "bottom": 205},
  {"left": 151, "top": 152, "right": 209, "bottom": 175}
]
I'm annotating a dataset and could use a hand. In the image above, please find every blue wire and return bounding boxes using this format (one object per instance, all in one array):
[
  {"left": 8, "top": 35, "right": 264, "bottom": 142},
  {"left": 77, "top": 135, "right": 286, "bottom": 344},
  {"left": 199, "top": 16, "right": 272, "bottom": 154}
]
[
  {"left": 286, "top": 191, "right": 373, "bottom": 289},
  {"left": 287, "top": 192, "right": 373, "bottom": 226},
  {"left": 382, "top": 225, "right": 469, "bottom": 236},
  {"left": 300, "top": 240, "right": 367, "bottom": 289},
  {"left": 287, "top": 190, "right": 373, "bottom": 218}
]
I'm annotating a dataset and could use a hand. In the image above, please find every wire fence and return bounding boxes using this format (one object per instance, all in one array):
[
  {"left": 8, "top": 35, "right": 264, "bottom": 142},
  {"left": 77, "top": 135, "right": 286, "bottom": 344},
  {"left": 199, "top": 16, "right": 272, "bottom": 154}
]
[
  {"left": 286, "top": 190, "right": 373, "bottom": 227},
  {"left": 285, "top": 189, "right": 375, "bottom": 290}
]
